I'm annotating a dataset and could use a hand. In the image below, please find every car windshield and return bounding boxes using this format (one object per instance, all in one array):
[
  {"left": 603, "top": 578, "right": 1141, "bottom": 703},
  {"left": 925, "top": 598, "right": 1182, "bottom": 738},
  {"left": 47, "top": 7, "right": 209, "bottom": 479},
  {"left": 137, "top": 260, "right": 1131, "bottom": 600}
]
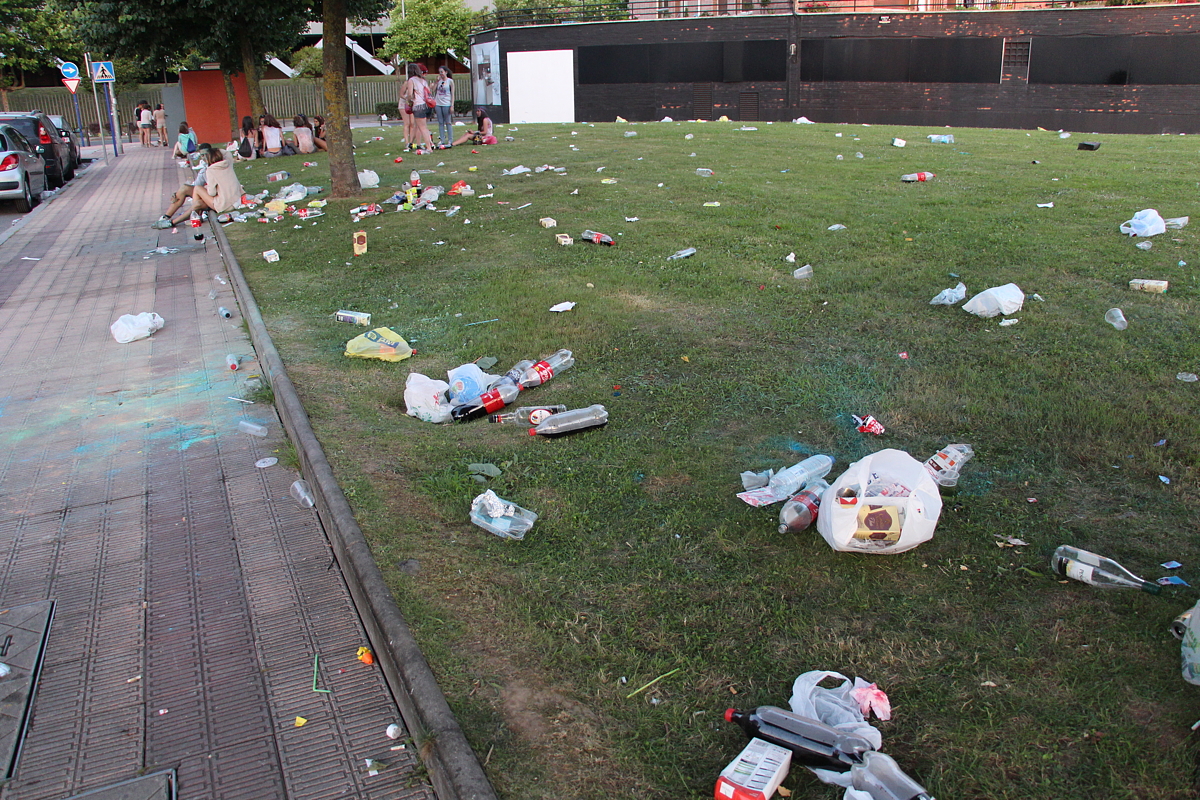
[{"left": 0, "top": 117, "right": 39, "bottom": 143}]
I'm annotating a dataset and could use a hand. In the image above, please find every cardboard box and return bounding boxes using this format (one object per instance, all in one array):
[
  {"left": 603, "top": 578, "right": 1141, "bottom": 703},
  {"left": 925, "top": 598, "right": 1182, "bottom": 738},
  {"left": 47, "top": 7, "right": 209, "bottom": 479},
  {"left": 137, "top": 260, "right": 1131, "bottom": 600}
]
[
  {"left": 714, "top": 738, "right": 791, "bottom": 800},
  {"left": 335, "top": 310, "right": 372, "bottom": 326},
  {"left": 539, "top": 217, "right": 557, "bottom": 228},
  {"left": 1129, "top": 279, "right": 1168, "bottom": 294},
  {"left": 853, "top": 504, "right": 903, "bottom": 543}
]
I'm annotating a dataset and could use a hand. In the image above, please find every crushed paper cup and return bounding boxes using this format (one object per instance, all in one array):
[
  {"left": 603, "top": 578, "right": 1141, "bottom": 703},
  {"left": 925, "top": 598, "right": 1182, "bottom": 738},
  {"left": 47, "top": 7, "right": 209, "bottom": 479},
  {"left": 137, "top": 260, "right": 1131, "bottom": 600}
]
[{"left": 549, "top": 301, "right": 576, "bottom": 313}]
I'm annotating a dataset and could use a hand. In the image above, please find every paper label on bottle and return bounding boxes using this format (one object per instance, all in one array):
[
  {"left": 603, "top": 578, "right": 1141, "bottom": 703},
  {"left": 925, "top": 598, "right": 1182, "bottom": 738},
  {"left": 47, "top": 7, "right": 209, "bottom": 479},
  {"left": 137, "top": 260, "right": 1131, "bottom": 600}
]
[
  {"left": 1064, "top": 560, "right": 1094, "bottom": 583},
  {"left": 530, "top": 361, "right": 553, "bottom": 384},
  {"left": 528, "top": 408, "right": 554, "bottom": 425}
]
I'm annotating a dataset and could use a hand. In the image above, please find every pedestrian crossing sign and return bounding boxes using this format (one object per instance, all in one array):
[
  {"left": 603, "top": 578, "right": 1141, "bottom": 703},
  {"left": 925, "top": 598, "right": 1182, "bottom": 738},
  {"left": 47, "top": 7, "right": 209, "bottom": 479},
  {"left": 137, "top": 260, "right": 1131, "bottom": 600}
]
[{"left": 91, "top": 61, "right": 115, "bottom": 83}]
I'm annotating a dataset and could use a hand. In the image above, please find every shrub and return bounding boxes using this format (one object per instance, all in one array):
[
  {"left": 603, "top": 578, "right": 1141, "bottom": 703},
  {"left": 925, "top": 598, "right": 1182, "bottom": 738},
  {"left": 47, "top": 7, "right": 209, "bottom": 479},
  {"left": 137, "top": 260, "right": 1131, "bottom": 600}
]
[
  {"left": 454, "top": 100, "right": 473, "bottom": 115},
  {"left": 375, "top": 102, "right": 400, "bottom": 118}
]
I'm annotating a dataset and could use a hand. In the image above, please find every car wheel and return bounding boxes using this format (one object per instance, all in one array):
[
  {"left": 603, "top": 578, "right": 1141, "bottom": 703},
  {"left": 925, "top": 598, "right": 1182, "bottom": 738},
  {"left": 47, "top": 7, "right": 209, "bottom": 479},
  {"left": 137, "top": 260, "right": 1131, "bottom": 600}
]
[
  {"left": 13, "top": 181, "right": 32, "bottom": 214},
  {"left": 47, "top": 167, "right": 64, "bottom": 190},
  {"left": 62, "top": 163, "right": 75, "bottom": 182}
]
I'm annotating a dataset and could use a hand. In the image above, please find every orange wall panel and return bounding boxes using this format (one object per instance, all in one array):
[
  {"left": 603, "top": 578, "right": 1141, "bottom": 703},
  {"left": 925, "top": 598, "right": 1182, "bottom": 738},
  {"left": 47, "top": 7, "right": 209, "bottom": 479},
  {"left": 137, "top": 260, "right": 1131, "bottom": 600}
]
[{"left": 180, "top": 71, "right": 251, "bottom": 146}]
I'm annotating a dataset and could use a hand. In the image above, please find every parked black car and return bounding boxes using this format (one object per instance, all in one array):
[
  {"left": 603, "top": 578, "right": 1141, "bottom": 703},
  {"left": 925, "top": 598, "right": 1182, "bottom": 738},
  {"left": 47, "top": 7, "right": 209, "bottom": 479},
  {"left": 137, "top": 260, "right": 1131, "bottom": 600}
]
[
  {"left": 48, "top": 114, "right": 81, "bottom": 174},
  {"left": 0, "top": 111, "right": 73, "bottom": 188}
]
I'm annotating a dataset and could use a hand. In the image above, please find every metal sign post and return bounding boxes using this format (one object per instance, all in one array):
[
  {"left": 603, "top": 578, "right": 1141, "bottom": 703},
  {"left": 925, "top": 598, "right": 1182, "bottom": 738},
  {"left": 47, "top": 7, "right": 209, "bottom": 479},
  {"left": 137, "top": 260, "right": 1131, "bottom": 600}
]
[
  {"left": 59, "top": 63, "right": 86, "bottom": 147},
  {"left": 85, "top": 53, "right": 107, "bottom": 164}
]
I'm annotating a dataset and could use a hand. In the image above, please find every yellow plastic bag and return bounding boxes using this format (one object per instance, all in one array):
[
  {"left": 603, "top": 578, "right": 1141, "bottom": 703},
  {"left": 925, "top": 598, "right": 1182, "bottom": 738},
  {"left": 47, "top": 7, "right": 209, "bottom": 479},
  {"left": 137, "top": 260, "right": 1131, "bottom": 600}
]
[{"left": 344, "top": 327, "right": 413, "bottom": 362}]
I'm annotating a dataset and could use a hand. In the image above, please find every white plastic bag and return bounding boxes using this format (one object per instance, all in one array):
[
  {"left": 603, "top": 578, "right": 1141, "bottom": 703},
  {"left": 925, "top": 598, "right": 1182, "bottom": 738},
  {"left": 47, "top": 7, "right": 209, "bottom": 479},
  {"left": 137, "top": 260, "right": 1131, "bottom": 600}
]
[
  {"left": 110, "top": 312, "right": 165, "bottom": 343},
  {"left": 929, "top": 282, "right": 967, "bottom": 306},
  {"left": 789, "top": 671, "right": 883, "bottom": 750},
  {"left": 357, "top": 169, "right": 380, "bottom": 189},
  {"left": 1181, "top": 598, "right": 1200, "bottom": 685},
  {"left": 446, "top": 363, "right": 500, "bottom": 406},
  {"left": 1120, "top": 208, "right": 1166, "bottom": 237},
  {"left": 404, "top": 372, "right": 452, "bottom": 423},
  {"left": 817, "top": 449, "right": 942, "bottom": 554},
  {"left": 274, "top": 182, "right": 308, "bottom": 203},
  {"left": 962, "top": 283, "right": 1024, "bottom": 318}
]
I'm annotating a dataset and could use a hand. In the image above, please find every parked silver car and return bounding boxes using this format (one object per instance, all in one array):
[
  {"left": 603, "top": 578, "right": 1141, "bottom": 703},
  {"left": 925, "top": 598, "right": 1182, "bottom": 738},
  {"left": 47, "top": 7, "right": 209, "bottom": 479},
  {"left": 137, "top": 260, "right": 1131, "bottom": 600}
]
[{"left": 0, "top": 123, "right": 46, "bottom": 213}]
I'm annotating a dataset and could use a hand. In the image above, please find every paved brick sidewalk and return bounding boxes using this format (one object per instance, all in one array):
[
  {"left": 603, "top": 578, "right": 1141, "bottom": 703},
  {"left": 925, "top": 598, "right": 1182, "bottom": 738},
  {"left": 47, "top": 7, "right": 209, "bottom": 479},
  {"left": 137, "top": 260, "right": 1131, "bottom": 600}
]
[{"left": 0, "top": 146, "right": 434, "bottom": 800}]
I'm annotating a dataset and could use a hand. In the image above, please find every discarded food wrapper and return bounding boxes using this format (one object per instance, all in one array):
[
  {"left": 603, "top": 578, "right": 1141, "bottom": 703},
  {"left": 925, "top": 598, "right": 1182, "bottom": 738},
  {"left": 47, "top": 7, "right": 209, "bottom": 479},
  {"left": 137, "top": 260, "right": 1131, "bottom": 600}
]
[
  {"left": 335, "top": 310, "right": 372, "bottom": 326},
  {"left": 784, "top": 252, "right": 796, "bottom": 263},
  {"left": 930, "top": 282, "right": 967, "bottom": 306},
  {"left": 1037, "top": 202, "right": 1054, "bottom": 208},
  {"left": 1165, "top": 216, "right": 1189, "bottom": 230},
  {"left": 891, "top": 138, "right": 906, "bottom": 147},
  {"left": 556, "top": 234, "right": 574, "bottom": 246},
  {"left": 853, "top": 414, "right": 885, "bottom": 435},
  {"left": 817, "top": 449, "right": 943, "bottom": 554},
  {"left": 715, "top": 739, "right": 791, "bottom": 800},
  {"left": 1130, "top": 279, "right": 1168, "bottom": 293},
  {"left": 600, "top": 178, "right": 618, "bottom": 184},
  {"left": 470, "top": 489, "right": 538, "bottom": 540},
  {"left": 110, "top": 312, "right": 165, "bottom": 344},
  {"left": 549, "top": 301, "right": 576, "bottom": 312},
  {"left": 1120, "top": 208, "right": 1166, "bottom": 237},
  {"left": 999, "top": 318, "right": 1019, "bottom": 327},
  {"left": 263, "top": 249, "right": 280, "bottom": 262},
  {"left": 357, "top": 646, "right": 375, "bottom": 665},
  {"left": 353, "top": 230, "right": 368, "bottom": 256},
  {"left": 539, "top": 217, "right": 557, "bottom": 228},
  {"left": 502, "top": 165, "right": 531, "bottom": 176},
  {"left": 963, "top": 283, "right": 1024, "bottom": 318},
  {"left": 344, "top": 327, "right": 413, "bottom": 362},
  {"left": 357, "top": 169, "right": 380, "bottom": 189}
]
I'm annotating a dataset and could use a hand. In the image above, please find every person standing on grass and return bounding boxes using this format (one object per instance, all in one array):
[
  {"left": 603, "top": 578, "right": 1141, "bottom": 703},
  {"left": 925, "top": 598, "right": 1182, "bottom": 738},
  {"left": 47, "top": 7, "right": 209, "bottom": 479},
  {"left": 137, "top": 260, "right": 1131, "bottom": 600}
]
[
  {"left": 401, "top": 63, "right": 435, "bottom": 153},
  {"left": 153, "top": 104, "right": 168, "bottom": 146},
  {"left": 434, "top": 66, "right": 454, "bottom": 148}
]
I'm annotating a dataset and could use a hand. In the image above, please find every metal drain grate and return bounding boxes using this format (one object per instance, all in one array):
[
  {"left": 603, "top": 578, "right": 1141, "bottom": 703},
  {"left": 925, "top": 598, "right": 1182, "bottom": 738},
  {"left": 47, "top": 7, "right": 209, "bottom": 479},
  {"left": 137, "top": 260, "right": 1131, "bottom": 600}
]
[{"left": 0, "top": 599, "right": 55, "bottom": 780}]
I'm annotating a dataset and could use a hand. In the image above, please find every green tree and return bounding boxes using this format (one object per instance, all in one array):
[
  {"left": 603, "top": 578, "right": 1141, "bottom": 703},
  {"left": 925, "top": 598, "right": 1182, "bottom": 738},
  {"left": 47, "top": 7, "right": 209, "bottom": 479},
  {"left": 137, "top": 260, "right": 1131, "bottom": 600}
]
[
  {"left": 0, "top": 0, "right": 79, "bottom": 110},
  {"left": 381, "top": 0, "right": 472, "bottom": 64},
  {"left": 290, "top": 45, "right": 324, "bottom": 83}
]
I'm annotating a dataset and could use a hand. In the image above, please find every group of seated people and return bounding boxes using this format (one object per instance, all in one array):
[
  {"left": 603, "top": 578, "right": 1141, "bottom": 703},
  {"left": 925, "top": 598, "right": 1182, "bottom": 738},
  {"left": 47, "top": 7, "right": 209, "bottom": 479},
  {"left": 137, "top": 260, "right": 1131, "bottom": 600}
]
[
  {"left": 234, "top": 113, "right": 328, "bottom": 159},
  {"left": 153, "top": 142, "right": 244, "bottom": 229}
]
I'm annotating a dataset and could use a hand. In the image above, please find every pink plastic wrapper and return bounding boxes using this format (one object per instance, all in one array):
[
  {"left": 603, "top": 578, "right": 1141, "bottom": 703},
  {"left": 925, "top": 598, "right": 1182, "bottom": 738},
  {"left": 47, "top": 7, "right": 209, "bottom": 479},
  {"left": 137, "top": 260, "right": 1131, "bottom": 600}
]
[
  {"left": 853, "top": 679, "right": 892, "bottom": 721},
  {"left": 853, "top": 414, "right": 885, "bottom": 435}
]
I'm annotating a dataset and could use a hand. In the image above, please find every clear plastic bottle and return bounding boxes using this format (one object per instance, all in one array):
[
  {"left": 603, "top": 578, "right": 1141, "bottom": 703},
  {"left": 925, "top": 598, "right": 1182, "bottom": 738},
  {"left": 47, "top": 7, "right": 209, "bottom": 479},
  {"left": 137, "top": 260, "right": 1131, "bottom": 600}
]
[
  {"left": 696, "top": 168, "right": 714, "bottom": 177},
  {"left": 410, "top": 169, "right": 421, "bottom": 187},
  {"left": 489, "top": 405, "right": 567, "bottom": 424},
  {"left": 900, "top": 172, "right": 935, "bottom": 182},
  {"left": 667, "top": 247, "right": 696, "bottom": 260},
  {"left": 924, "top": 444, "right": 974, "bottom": 487},
  {"left": 225, "top": 354, "right": 240, "bottom": 371},
  {"left": 778, "top": 479, "right": 830, "bottom": 533},
  {"left": 1051, "top": 545, "right": 1161, "bottom": 594},
  {"left": 769, "top": 454, "right": 834, "bottom": 499},
  {"left": 518, "top": 350, "right": 574, "bottom": 388},
  {"left": 267, "top": 171, "right": 290, "bottom": 182},
  {"left": 239, "top": 420, "right": 267, "bottom": 437},
  {"left": 496, "top": 359, "right": 535, "bottom": 388},
  {"left": 451, "top": 383, "right": 519, "bottom": 422},
  {"left": 218, "top": 306, "right": 233, "bottom": 319},
  {"left": 529, "top": 404, "right": 607, "bottom": 436}
]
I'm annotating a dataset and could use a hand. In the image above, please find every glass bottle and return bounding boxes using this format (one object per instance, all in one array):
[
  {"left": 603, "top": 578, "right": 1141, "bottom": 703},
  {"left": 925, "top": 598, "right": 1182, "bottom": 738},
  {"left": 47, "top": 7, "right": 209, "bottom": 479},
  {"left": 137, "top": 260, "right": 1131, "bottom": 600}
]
[{"left": 1051, "top": 545, "right": 1161, "bottom": 594}]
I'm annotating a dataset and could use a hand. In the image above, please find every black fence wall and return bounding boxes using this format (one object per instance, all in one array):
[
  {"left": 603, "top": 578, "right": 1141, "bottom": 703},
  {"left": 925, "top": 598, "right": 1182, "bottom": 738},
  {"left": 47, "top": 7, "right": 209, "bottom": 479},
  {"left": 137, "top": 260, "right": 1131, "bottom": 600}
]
[{"left": 474, "top": 6, "right": 1200, "bottom": 133}]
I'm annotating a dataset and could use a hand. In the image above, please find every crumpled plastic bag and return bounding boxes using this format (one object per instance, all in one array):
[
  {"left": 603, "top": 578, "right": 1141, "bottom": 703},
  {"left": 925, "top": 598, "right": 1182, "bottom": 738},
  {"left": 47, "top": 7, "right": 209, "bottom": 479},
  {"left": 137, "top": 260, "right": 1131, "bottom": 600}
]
[
  {"left": 357, "top": 169, "right": 380, "bottom": 189},
  {"left": 740, "top": 469, "right": 773, "bottom": 490},
  {"left": 930, "top": 282, "right": 967, "bottom": 306},
  {"left": 447, "top": 362, "right": 499, "bottom": 405},
  {"left": 789, "top": 670, "right": 883, "bottom": 751},
  {"left": 344, "top": 327, "right": 413, "bottom": 362},
  {"left": 110, "top": 312, "right": 165, "bottom": 343},
  {"left": 274, "top": 182, "right": 308, "bottom": 204},
  {"left": 404, "top": 372, "right": 452, "bottom": 423},
  {"left": 963, "top": 283, "right": 1024, "bottom": 318},
  {"left": 1120, "top": 208, "right": 1166, "bottom": 237},
  {"left": 502, "top": 165, "right": 531, "bottom": 176},
  {"left": 1165, "top": 216, "right": 1190, "bottom": 230}
]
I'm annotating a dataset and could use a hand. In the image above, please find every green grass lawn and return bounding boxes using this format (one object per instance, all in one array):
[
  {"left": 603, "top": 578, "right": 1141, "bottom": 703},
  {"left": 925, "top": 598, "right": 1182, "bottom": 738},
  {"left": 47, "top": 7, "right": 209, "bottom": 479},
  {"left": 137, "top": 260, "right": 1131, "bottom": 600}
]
[{"left": 226, "top": 119, "right": 1200, "bottom": 799}]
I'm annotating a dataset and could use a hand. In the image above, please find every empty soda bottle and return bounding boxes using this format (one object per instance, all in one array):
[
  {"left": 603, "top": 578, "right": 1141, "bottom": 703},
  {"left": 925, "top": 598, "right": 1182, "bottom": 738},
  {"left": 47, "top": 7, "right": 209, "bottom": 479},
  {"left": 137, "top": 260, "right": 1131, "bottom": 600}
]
[
  {"left": 518, "top": 350, "right": 574, "bottom": 389},
  {"left": 769, "top": 454, "right": 834, "bottom": 500},
  {"left": 529, "top": 404, "right": 607, "bottom": 436},
  {"left": 267, "top": 171, "right": 290, "bottom": 182},
  {"left": 451, "top": 383, "right": 519, "bottom": 422},
  {"left": 410, "top": 170, "right": 421, "bottom": 188},
  {"left": 667, "top": 247, "right": 696, "bottom": 260},
  {"left": 1051, "top": 545, "right": 1161, "bottom": 594},
  {"left": 489, "top": 405, "right": 567, "bottom": 424},
  {"left": 900, "top": 172, "right": 935, "bottom": 182},
  {"left": 581, "top": 230, "right": 614, "bottom": 246},
  {"left": 924, "top": 444, "right": 974, "bottom": 487},
  {"left": 496, "top": 359, "right": 535, "bottom": 388},
  {"left": 695, "top": 168, "right": 714, "bottom": 177},
  {"left": 778, "top": 479, "right": 830, "bottom": 533}
]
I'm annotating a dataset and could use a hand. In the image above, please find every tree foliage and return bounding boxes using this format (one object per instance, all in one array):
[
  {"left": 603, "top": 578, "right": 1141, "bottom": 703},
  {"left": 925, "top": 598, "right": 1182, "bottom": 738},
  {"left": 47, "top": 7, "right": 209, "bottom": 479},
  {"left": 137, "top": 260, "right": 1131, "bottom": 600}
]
[
  {"left": 0, "top": 0, "right": 80, "bottom": 93},
  {"left": 381, "top": 0, "right": 472, "bottom": 63},
  {"left": 290, "top": 46, "right": 324, "bottom": 82}
]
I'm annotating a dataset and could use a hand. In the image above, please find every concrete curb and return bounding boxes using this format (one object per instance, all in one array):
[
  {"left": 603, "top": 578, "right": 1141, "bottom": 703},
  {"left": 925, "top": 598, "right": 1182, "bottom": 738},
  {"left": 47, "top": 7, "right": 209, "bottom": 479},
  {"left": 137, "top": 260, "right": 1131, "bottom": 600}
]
[{"left": 211, "top": 219, "right": 498, "bottom": 800}]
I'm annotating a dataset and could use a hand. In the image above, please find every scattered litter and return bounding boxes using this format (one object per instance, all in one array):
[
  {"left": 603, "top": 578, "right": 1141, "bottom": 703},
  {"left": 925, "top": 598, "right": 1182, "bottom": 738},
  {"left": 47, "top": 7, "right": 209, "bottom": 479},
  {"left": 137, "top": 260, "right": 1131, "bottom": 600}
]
[
  {"left": 1120, "top": 209, "right": 1166, "bottom": 237},
  {"left": 549, "top": 301, "right": 576, "bottom": 312},
  {"left": 667, "top": 247, "right": 696, "bottom": 260},
  {"left": 696, "top": 168, "right": 714, "bottom": 177},
  {"left": 1178, "top": 373, "right": 1198, "bottom": 382},
  {"left": 1166, "top": 216, "right": 1189, "bottom": 229},
  {"left": 784, "top": 252, "right": 796, "bottom": 263},
  {"left": 556, "top": 234, "right": 574, "bottom": 245},
  {"left": 853, "top": 414, "right": 885, "bottom": 435},
  {"left": 470, "top": 489, "right": 538, "bottom": 540},
  {"left": 1136, "top": 241, "right": 1153, "bottom": 251},
  {"left": 357, "top": 170, "right": 379, "bottom": 189},
  {"left": 740, "top": 469, "right": 773, "bottom": 490},
  {"left": 1059, "top": 132, "right": 1071, "bottom": 138},
  {"left": 1163, "top": 561, "right": 1184, "bottom": 570},
  {"left": 1077, "top": 141, "right": 1100, "bottom": 151},
  {"left": 539, "top": 217, "right": 556, "bottom": 228},
  {"left": 827, "top": 223, "right": 846, "bottom": 231},
  {"left": 344, "top": 327, "right": 414, "bottom": 362},
  {"left": 255, "top": 457, "right": 278, "bottom": 468},
  {"left": 110, "top": 312, "right": 165, "bottom": 343},
  {"left": 290, "top": 480, "right": 314, "bottom": 507},
  {"left": 405, "top": 373, "right": 453, "bottom": 423},
  {"left": 263, "top": 249, "right": 280, "bottom": 262},
  {"left": 1160, "top": 475, "right": 1172, "bottom": 484},
  {"left": 1105, "top": 308, "right": 1128, "bottom": 330},
  {"left": 357, "top": 646, "right": 375, "bottom": 665},
  {"left": 515, "top": 203, "right": 532, "bottom": 210},
  {"left": 715, "top": 739, "right": 791, "bottom": 800},
  {"left": 819, "top": 449, "right": 942, "bottom": 553},
  {"left": 147, "top": 247, "right": 179, "bottom": 255},
  {"left": 600, "top": 178, "right": 618, "bottom": 184},
  {"left": 703, "top": 201, "right": 721, "bottom": 207},
  {"left": 20, "top": 256, "right": 39, "bottom": 261},
  {"left": 900, "top": 172, "right": 935, "bottom": 182},
  {"left": 994, "top": 535, "right": 1029, "bottom": 547},
  {"left": 891, "top": 138, "right": 906, "bottom": 147},
  {"left": 1130, "top": 279, "right": 1168, "bottom": 293},
  {"left": 581, "top": 230, "right": 613, "bottom": 245},
  {"left": 928, "top": 134, "right": 955, "bottom": 144},
  {"left": 963, "top": 283, "right": 1024, "bottom": 318},
  {"left": 930, "top": 282, "right": 967, "bottom": 306},
  {"left": 793, "top": 265, "right": 813, "bottom": 280},
  {"left": 738, "top": 455, "right": 833, "bottom": 507},
  {"left": 794, "top": 116, "right": 814, "bottom": 124},
  {"left": 999, "top": 318, "right": 1019, "bottom": 327},
  {"left": 1159, "top": 575, "right": 1189, "bottom": 586},
  {"left": 1037, "top": 202, "right": 1054, "bottom": 208},
  {"left": 365, "top": 759, "right": 386, "bottom": 776},
  {"left": 624, "top": 131, "right": 637, "bottom": 137},
  {"left": 738, "top": 126, "right": 758, "bottom": 131},
  {"left": 295, "top": 716, "right": 307, "bottom": 727},
  {"left": 1154, "top": 439, "right": 1168, "bottom": 446}
]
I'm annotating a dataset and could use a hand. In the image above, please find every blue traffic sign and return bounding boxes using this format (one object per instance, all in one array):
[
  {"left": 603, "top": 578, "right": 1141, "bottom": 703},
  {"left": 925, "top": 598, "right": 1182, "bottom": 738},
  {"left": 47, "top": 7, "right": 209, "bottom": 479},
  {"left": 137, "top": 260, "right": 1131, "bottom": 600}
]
[
  {"left": 59, "top": 62, "right": 78, "bottom": 79},
  {"left": 91, "top": 61, "right": 115, "bottom": 83}
]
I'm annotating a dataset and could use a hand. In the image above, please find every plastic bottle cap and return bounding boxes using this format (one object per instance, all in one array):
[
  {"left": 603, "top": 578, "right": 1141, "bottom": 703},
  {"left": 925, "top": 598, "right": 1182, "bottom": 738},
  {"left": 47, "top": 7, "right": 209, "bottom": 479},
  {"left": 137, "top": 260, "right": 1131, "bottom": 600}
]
[
  {"left": 724, "top": 708, "right": 736, "bottom": 722},
  {"left": 528, "top": 427, "right": 537, "bottom": 436}
]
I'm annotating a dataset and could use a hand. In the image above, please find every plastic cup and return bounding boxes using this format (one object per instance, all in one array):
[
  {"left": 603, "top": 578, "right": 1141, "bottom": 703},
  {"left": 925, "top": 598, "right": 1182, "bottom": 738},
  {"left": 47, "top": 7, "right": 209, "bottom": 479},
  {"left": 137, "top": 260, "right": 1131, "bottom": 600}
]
[
  {"left": 1105, "top": 308, "right": 1128, "bottom": 330},
  {"left": 290, "top": 480, "right": 315, "bottom": 508}
]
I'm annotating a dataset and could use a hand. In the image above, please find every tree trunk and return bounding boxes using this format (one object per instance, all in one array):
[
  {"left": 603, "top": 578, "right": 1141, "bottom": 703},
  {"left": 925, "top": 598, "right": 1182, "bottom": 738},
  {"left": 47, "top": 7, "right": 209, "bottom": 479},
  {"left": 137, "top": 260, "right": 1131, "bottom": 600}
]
[
  {"left": 239, "top": 32, "right": 265, "bottom": 121},
  {"left": 222, "top": 70, "right": 239, "bottom": 142},
  {"left": 322, "top": 0, "right": 357, "bottom": 198}
]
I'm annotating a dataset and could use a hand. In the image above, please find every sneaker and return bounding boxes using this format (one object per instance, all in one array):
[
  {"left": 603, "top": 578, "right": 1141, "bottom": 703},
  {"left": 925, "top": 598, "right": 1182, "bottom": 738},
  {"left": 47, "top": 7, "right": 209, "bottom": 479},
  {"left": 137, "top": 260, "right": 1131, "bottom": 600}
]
[{"left": 151, "top": 216, "right": 173, "bottom": 229}]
